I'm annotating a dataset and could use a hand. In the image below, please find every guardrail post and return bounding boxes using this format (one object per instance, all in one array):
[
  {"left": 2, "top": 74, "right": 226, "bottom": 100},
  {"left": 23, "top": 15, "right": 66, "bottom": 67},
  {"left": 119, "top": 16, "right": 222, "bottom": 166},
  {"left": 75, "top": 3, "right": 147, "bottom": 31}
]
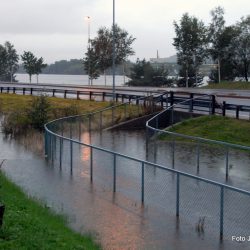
[
  {"left": 7, "top": 87, "right": 9, "bottom": 93},
  {"left": 113, "top": 154, "right": 116, "bottom": 192},
  {"left": 90, "top": 147, "right": 93, "bottom": 182},
  {"left": 77, "top": 91, "right": 80, "bottom": 100},
  {"left": 102, "top": 92, "right": 105, "bottom": 102},
  {"left": 52, "top": 89, "right": 55, "bottom": 97},
  {"left": 176, "top": 173, "right": 180, "bottom": 217},
  {"left": 64, "top": 90, "right": 67, "bottom": 99},
  {"left": 189, "top": 93, "right": 194, "bottom": 112},
  {"left": 1, "top": 87, "right": 3, "bottom": 93},
  {"left": 220, "top": 186, "right": 224, "bottom": 240},
  {"left": 196, "top": 141, "right": 200, "bottom": 172},
  {"left": 141, "top": 162, "right": 145, "bottom": 204},
  {"left": 225, "top": 147, "right": 229, "bottom": 179},
  {"left": 122, "top": 94, "right": 124, "bottom": 103},
  {"left": 160, "top": 95, "right": 164, "bottom": 108},
  {"left": 236, "top": 106, "right": 240, "bottom": 119},
  {"left": 165, "top": 92, "right": 168, "bottom": 108},
  {"left": 13, "top": 87, "right": 16, "bottom": 94},
  {"left": 116, "top": 93, "right": 119, "bottom": 102},
  {"left": 30, "top": 88, "right": 33, "bottom": 95},
  {"left": 222, "top": 101, "right": 226, "bottom": 116},
  {"left": 171, "top": 106, "right": 174, "bottom": 126},
  {"left": 89, "top": 91, "right": 92, "bottom": 101},
  {"left": 23, "top": 88, "right": 25, "bottom": 95},
  {"left": 136, "top": 97, "right": 139, "bottom": 105}
]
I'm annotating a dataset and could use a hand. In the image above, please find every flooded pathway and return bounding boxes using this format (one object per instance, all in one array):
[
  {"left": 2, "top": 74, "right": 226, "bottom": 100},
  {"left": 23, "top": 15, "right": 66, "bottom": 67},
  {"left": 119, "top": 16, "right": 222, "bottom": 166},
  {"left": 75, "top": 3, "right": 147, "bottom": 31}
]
[{"left": 1, "top": 129, "right": 250, "bottom": 249}]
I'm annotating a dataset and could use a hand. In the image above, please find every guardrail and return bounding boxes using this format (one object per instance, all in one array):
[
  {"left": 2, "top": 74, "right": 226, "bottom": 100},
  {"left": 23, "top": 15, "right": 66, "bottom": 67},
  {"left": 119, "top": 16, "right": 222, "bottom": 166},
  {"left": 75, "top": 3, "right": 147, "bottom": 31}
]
[{"left": 44, "top": 92, "right": 250, "bottom": 241}]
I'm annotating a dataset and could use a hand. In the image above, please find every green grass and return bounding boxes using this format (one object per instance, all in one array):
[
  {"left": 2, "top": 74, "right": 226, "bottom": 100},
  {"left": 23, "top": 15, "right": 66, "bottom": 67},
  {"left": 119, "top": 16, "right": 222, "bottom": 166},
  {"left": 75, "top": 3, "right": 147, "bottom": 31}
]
[
  {"left": 0, "top": 93, "right": 109, "bottom": 118},
  {"left": 161, "top": 115, "right": 250, "bottom": 146},
  {"left": 0, "top": 171, "right": 100, "bottom": 250},
  {"left": 202, "top": 81, "right": 250, "bottom": 90}
]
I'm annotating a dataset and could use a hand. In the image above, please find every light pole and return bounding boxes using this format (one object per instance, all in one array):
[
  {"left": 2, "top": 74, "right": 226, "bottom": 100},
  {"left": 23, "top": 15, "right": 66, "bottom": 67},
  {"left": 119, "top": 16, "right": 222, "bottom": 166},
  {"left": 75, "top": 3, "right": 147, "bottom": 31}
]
[
  {"left": 112, "top": 0, "right": 116, "bottom": 102},
  {"left": 85, "top": 16, "right": 91, "bottom": 85}
]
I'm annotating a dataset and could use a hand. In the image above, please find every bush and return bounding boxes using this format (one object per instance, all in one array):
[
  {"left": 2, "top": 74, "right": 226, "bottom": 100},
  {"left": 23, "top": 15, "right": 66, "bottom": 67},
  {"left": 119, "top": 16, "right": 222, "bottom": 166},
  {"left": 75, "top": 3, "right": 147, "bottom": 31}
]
[{"left": 27, "top": 95, "right": 50, "bottom": 130}]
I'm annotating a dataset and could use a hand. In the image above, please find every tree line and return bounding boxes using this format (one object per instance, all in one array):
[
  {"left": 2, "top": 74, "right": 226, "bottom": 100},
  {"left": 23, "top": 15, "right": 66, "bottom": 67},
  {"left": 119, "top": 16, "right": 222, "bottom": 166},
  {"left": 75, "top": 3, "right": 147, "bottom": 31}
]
[
  {"left": 173, "top": 6, "right": 250, "bottom": 87},
  {"left": 0, "top": 43, "right": 46, "bottom": 83}
]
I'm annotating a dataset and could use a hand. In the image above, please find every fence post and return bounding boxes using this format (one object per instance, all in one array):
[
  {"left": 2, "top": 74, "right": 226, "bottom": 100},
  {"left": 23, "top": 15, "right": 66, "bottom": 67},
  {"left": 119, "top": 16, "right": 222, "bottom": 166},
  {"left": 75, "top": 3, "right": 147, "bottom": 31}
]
[
  {"left": 222, "top": 101, "right": 226, "bottom": 116},
  {"left": 141, "top": 162, "right": 145, "bottom": 204},
  {"left": 172, "top": 138, "right": 175, "bottom": 169},
  {"left": 70, "top": 140, "right": 73, "bottom": 174},
  {"left": 176, "top": 173, "right": 180, "bottom": 217},
  {"left": 170, "top": 91, "right": 174, "bottom": 106},
  {"left": 102, "top": 92, "right": 105, "bottom": 102},
  {"left": 77, "top": 91, "right": 80, "bottom": 100},
  {"left": 64, "top": 90, "right": 67, "bottom": 99},
  {"left": 23, "top": 88, "right": 25, "bottom": 95},
  {"left": 116, "top": 93, "right": 119, "bottom": 102},
  {"left": 90, "top": 147, "right": 93, "bottom": 182},
  {"left": 30, "top": 88, "right": 33, "bottom": 95},
  {"left": 99, "top": 111, "right": 103, "bottom": 130},
  {"left": 89, "top": 91, "right": 92, "bottom": 101},
  {"left": 220, "top": 186, "right": 224, "bottom": 240},
  {"left": 59, "top": 137, "right": 63, "bottom": 169},
  {"left": 211, "top": 95, "right": 215, "bottom": 114},
  {"left": 236, "top": 106, "right": 240, "bottom": 119},
  {"left": 225, "top": 147, "right": 229, "bottom": 179},
  {"left": 196, "top": 141, "right": 200, "bottom": 172},
  {"left": 52, "top": 89, "right": 55, "bottom": 97},
  {"left": 13, "top": 87, "right": 16, "bottom": 94},
  {"left": 189, "top": 93, "right": 194, "bottom": 112},
  {"left": 113, "top": 154, "right": 116, "bottom": 192}
]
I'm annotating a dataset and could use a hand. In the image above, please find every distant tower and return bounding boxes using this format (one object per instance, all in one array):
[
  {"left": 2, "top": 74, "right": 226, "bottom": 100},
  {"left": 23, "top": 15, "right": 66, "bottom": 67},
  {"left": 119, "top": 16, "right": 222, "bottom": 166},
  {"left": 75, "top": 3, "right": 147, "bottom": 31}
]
[{"left": 157, "top": 50, "right": 159, "bottom": 59}]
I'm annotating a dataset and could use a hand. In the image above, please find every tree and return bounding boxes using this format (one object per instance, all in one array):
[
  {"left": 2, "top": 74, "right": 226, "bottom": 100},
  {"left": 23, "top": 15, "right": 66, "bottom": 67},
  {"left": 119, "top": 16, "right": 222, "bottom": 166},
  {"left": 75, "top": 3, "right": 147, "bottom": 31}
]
[
  {"left": 209, "top": 6, "right": 226, "bottom": 83},
  {"left": 21, "top": 51, "right": 37, "bottom": 83},
  {"left": 173, "top": 13, "right": 208, "bottom": 87},
  {"left": 83, "top": 47, "right": 100, "bottom": 85},
  {"left": 230, "top": 16, "right": 250, "bottom": 81},
  {"left": 85, "top": 24, "right": 135, "bottom": 85},
  {"left": 34, "top": 57, "right": 47, "bottom": 83},
  {"left": 0, "top": 41, "right": 19, "bottom": 82},
  {"left": 127, "top": 59, "right": 171, "bottom": 86}
]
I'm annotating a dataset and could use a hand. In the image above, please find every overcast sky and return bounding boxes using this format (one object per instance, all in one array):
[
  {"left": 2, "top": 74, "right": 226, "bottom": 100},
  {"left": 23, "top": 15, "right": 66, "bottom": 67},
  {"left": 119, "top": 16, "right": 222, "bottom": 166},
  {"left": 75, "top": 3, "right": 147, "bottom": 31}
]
[{"left": 0, "top": 0, "right": 249, "bottom": 64}]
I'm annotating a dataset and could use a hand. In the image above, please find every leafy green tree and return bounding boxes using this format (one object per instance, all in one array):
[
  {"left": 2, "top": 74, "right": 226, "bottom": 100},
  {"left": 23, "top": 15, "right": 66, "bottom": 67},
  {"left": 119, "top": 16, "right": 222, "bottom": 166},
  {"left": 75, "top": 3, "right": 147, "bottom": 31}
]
[
  {"left": 209, "top": 6, "right": 226, "bottom": 83},
  {"left": 86, "top": 24, "right": 135, "bottom": 85},
  {"left": 173, "top": 13, "right": 208, "bottom": 87},
  {"left": 83, "top": 47, "right": 100, "bottom": 85},
  {"left": 230, "top": 16, "right": 250, "bottom": 81},
  {"left": 0, "top": 42, "right": 19, "bottom": 82},
  {"left": 21, "top": 51, "right": 37, "bottom": 83},
  {"left": 128, "top": 59, "right": 170, "bottom": 86},
  {"left": 0, "top": 45, "right": 7, "bottom": 78},
  {"left": 34, "top": 57, "right": 47, "bottom": 83}
]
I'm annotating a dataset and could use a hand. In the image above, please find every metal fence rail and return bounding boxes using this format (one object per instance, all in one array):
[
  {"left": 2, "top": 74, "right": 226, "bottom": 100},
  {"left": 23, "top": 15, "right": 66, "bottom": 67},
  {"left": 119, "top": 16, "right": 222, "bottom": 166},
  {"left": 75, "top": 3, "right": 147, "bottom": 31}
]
[{"left": 44, "top": 92, "right": 250, "bottom": 241}]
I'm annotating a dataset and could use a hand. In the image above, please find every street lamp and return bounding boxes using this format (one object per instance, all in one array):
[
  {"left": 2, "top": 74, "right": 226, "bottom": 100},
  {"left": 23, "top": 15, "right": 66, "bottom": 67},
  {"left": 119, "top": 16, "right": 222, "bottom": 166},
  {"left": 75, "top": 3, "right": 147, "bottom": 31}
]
[
  {"left": 112, "top": 0, "right": 116, "bottom": 102},
  {"left": 85, "top": 16, "right": 91, "bottom": 85}
]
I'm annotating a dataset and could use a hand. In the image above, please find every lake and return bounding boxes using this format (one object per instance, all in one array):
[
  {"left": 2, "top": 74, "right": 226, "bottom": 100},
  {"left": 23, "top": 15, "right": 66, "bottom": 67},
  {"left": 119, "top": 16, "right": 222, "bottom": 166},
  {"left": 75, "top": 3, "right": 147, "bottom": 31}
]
[{"left": 15, "top": 73, "right": 129, "bottom": 86}]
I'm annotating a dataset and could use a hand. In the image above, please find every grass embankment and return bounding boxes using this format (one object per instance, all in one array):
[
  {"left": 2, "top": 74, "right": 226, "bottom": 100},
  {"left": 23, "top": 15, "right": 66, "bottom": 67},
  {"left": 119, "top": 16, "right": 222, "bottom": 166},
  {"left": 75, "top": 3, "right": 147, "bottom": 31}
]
[
  {"left": 0, "top": 172, "right": 100, "bottom": 250},
  {"left": 161, "top": 115, "right": 250, "bottom": 146},
  {"left": 202, "top": 81, "right": 250, "bottom": 90},
  {"left": 0, "top": 93, "right": 108, "bottom": 118}
]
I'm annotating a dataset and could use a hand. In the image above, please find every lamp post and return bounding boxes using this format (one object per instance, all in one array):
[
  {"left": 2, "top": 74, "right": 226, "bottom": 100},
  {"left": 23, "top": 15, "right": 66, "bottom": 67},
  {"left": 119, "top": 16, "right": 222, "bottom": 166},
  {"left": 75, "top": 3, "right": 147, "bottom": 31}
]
[
  {"left": 85, "top": 16, "right": 91, "bottom": 85},
  {"left": 112, "top": 0, "right": 115, "bottom": 102}
]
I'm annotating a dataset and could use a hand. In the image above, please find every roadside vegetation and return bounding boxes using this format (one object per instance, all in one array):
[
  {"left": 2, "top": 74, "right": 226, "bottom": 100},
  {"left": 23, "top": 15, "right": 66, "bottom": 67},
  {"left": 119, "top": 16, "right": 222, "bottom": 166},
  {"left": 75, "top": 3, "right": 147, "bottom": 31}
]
[
  {"left": 202, "top": 81, "right": 250, "bottom": 90},
  {"left": 0, "top": 171, "right": 100, "bottom": 250},
  {"left": 161, "top": 115, "right": 250, "bottom": 146}
]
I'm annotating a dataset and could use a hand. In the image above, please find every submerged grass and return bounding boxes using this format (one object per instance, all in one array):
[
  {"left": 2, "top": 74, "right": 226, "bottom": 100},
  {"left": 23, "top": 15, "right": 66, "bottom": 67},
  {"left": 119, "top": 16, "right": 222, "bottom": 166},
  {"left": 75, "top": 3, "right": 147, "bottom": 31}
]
[
  {"left": 0, "top": 171, "right": 100, "bottom": 250},
  {"left": 160, "top": 115, "right": 250, "bottom": 147}
]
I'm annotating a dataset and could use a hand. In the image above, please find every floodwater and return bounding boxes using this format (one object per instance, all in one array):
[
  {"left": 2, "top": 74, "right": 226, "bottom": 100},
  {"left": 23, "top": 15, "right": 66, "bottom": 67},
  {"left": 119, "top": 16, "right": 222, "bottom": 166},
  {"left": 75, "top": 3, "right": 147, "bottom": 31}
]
[{"left": 1, "top": 128, "right": 250, "bottom": 249}]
